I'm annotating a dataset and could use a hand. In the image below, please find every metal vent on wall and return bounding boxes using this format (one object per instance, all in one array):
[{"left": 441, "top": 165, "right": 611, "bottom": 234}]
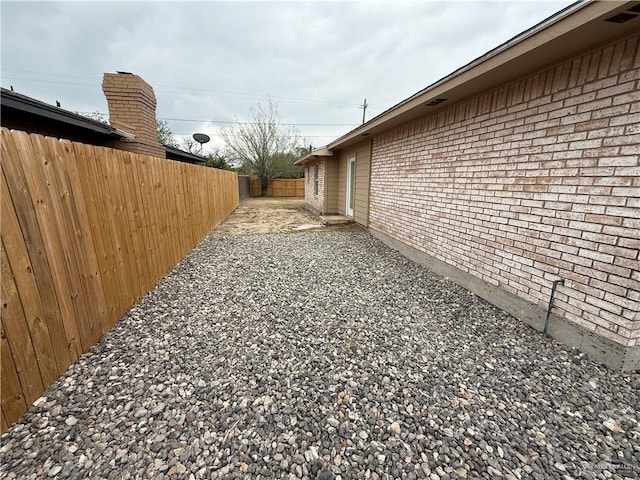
[
  {"left": 605, "top": 3, "right": 640, "bottom": 23},
  {"left": 605, "top": 12, "right": 637, "bottom": 23},
  {"left": 425, "top": 98, "right": 448, "bottom": 107}
]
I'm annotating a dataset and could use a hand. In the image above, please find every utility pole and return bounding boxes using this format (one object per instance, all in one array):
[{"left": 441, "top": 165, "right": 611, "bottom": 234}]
[{"left": 361, "top": 98, "right": 368, "bottom": 124}]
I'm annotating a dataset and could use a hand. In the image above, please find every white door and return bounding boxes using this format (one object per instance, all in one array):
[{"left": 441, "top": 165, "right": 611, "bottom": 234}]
[{"left": 346, "top": 156, "right": 356, "bottom": 217}]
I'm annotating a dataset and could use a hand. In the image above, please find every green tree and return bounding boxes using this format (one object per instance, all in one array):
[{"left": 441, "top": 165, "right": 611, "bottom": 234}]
[
  {"left": 271, "top": 152, "right": 304, "bottom": 179},
  {"left": 203, "top": 149, "right": 233, "bottom": 170},
  {"left": 157, "top": 119, "right": 179, "bottom": 148},
  {"left": 221, "top": 101, "right": 303, "bottom": 195}
]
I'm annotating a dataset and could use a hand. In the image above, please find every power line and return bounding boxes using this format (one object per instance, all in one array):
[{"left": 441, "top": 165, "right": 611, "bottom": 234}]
[
  {"left": 76, "top": 112, "right": 343, "bottom": 138},
  {"left": 154, "top": 85, "right": 361, "bottom": 108},
  {"left": 172, "top": 132, "right": 334, "bottom": 138},
  {"left": 76, "top": 111, "right": 357, "bottom": 128},
  {"left": 1, "top": 76, "right": 96, "bottom": 88},
  {"left": 1, "top": 69, "right": 363, "bottom": 109},
  {"left": 158, "top": 117, "right": 356, "bottom": 127},
  {"left": 1, "top": 68, "right": 97, "bottom": 79}
]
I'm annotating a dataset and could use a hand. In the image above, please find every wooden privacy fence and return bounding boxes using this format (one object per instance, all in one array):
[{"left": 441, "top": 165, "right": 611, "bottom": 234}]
[
  {"left": 250, "top": 178, "right": 304, "bottom": 197},
  {"left": 1, "top": 128, "right": 239, "bottom": 432},
  {"left": 238, "top": 175, "right": 251, "bottom": 202}
]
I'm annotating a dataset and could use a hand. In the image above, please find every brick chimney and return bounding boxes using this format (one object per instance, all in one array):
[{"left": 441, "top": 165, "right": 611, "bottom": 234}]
[{"left": 102, "top": 72, "right": 165, "bottom": 158}]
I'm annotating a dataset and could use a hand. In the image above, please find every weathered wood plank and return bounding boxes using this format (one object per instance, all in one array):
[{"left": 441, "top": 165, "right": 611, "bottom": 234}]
[
  {"left": 122, "top": 152, "right": 152, "bottom": 294},
  {"left": 1, "top": 131, "right": 70, "bottom": 381},
  {"left": 156, "top": 159, "right": 174, "bottom": 273},
  {"left": 165, "top": 161, "right": 180, "bottom": 265},
  {"left": 55, "top": 138, "right": 109, "bottom": 339},
  {"left": 13, "top": 131, "right": 80, "bottom": 367},
  {"left": 31, "top": 134, "right": 94, "bottom": 354},
  {"left": 107, "top": 149, "right": 141, "bottom": 308},
  {"left": 131, "top": 155, "right": 160, "bottom": 288},
  {"left": 0, "top": 320, "right": 28, "bottom": 428},
  {"left": 73, "top": 142, "right": 117, "bottom": 333},
  {"left": 90, "top": 144, "right": 131, "bottom": 320},
  {"left": 0, "top": 240, "right": 45, "bottom": 405},
  {"left": 39, "top": 135, "right": 98, "bottom": 349}
]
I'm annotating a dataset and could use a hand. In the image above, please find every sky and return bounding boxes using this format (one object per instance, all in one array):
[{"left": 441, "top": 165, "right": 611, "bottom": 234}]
[{"left": 1, "top": 0, "right": 578, "bottom": 152}]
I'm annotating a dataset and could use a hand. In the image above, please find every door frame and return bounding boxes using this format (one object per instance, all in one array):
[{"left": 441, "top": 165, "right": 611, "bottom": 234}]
[{"left": 346, "top": 155, "right": 356, "bottom": 218}]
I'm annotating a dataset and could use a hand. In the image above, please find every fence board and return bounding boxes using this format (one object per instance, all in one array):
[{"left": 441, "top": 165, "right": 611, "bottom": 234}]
[
  {"left": 73, "top": 142, "right": 118, "bottom": 332},
  {"left": 0, "top": 321, "right": 27, "bottom": 425},
  {"left": 2, "top": 131, "right": 72, "bottom": 377},
  {"left": 14, "top": 131, "right": 80, "bottom": 369},
  {"left": 1, "top": 128, "right": 239, "bottom": 432},
  {"left": 167, "top": 162, "right": 181, "bottom": 263},
  {"left": 111, "top": 149, "right": 143, "bottom": 307},
  {"left": 141, "top": 159, "right": 163, "bottom": 280},
  {"left": 132, "top": 155, "right": 154, "bottom": 286},
  {"left": 41, "top": 137, "right": 97, "bottom": 347},
  {"left": 121, "top": 152, "right": 152, "bottom": 295},
  {"left": 99, "top": 146, "right": 137, "bottom": 317},
  {"left": 131, "top": 155, "right": 160, "bottom": 290},
  {"left": 249, "top": 178, "right": 304, "bottom": 197},
  {"left": 34, "top": 134, "right": 98, "bottom": 352},
  {"left": 60, "top": 139, "right": 110, "bottom": 338},
  {"left": 154, "top": 158, "right": 172, "bottom": 277},
  {"left": 0, "top": 240, "right": 45, "bottom": 406},
  {"left": 94, "top": 145, "right": 132, "bottom": 319}
]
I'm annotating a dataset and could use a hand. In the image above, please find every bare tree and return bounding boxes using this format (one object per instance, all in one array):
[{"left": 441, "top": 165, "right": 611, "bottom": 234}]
[
  {"left": 181, "top": 136, "right": 200, "bottom": 154},
  {"left": 78, "top": 110, "right": 108, "bottom": 124},
  {"left": 221, "top": 101, "right": 302, "bottom": 195}
]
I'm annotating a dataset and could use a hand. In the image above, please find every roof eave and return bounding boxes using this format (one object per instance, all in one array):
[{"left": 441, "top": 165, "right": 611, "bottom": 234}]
[
  {"left": 164, "top": 145, "right": 207, "bottom": 164},
  {"left": 1, "top": 88, "right": 134, "bottom": 138},
  {"left": 114, "top": 128, "right": 135, "bottom": 140},
  {"left": 295, "top": 146, "right": 334, "bottom": 165}
]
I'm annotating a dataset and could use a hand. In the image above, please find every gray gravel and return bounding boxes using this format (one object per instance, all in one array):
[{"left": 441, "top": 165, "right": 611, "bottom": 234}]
[{"left": 1, "top": 231, "right": 638, "bottom": 480}]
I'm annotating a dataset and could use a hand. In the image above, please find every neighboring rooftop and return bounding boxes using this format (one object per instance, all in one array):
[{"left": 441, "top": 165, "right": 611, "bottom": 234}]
[
  {"left": 1, "top": 82, "right": 206, "bottom": 165},
  {"left": 1, "top": 87, "right": 133, "bottom": 142}
]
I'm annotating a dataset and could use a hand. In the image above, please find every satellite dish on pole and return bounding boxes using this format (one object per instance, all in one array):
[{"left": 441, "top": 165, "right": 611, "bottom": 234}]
[{"left": 193, "top": 133, "right": 210, "bottom": 154}]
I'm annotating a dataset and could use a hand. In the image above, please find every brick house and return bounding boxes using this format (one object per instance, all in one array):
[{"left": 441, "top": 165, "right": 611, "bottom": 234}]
[
  {"left": 1, "top": 72, "right": 204, "bottom": 164},
  {"left": 297, "top": 1, "right": 640, "bottom": 370}
]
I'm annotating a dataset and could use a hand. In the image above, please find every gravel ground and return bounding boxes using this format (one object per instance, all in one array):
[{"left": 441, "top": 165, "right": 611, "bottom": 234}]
[{"left": 1, "top": 231, "right": 638, "bottom": 480}]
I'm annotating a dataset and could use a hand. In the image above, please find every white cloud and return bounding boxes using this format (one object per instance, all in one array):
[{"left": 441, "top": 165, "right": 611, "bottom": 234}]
[{"left": 1, "top": 0, "right": 575, "bottom": 148}]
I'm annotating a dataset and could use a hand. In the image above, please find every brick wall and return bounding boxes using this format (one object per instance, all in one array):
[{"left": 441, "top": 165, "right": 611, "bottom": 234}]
[
  {"left": 369, "top": 34, "right": 639, "bottom": 348},
  {"left": 305, "top": 160, "right": 325, "bottom": 214},
  {"left": 102, "top": 72, "right": 165, "bottom": 158}
]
